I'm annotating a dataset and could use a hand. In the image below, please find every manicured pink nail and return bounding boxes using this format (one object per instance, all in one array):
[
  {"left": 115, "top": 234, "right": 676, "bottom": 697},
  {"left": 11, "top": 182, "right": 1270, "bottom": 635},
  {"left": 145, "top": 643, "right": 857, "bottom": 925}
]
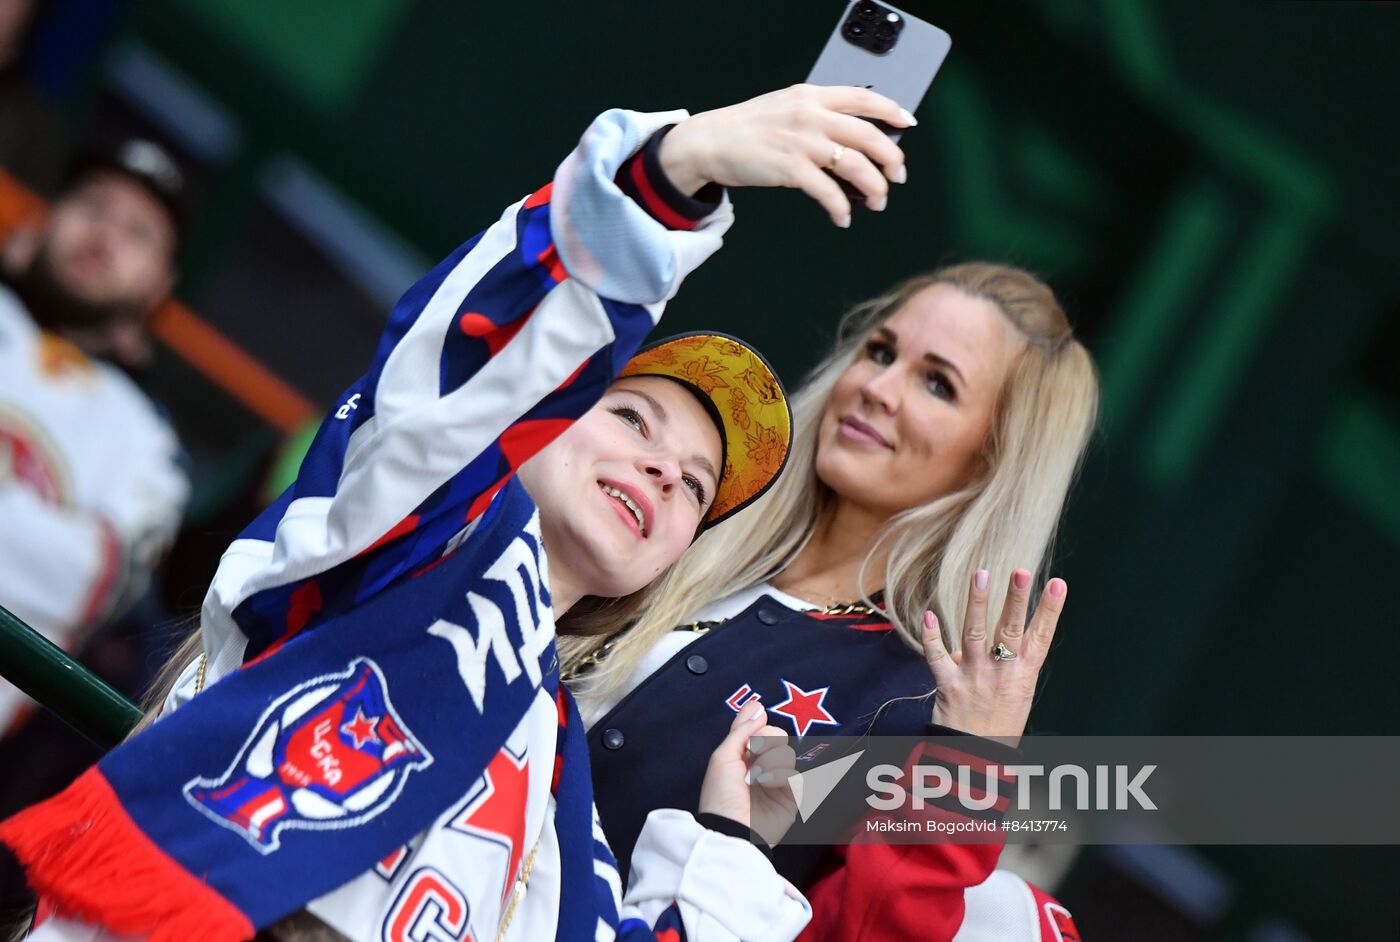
[
  {"left": 974, "top": 569, "right": 989, "bottom": 591},
  {"left": 922, "top": 610, "right": 937, "bottom": 630},
  {"left": 1049, "top": 578, "right": 1066, "bottom": 598},
  {"left": 1013, "top": 569, "right": 1031, "bottom": 590}
]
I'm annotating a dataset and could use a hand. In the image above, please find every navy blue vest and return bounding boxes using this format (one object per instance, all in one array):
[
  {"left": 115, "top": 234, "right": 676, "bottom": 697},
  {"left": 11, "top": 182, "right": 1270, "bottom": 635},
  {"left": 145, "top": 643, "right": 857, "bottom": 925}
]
[{"left": 586, "top": 594, "right": 935, "bottom": 888}]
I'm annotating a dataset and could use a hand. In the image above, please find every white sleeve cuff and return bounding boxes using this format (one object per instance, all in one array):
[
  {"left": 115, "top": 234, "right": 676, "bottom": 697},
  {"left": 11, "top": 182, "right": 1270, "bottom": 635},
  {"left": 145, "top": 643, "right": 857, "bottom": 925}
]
[
  {"left": 550, "top": 108, "right": 734, "bottom": 305},
  {"left": 625, "top": 808, "right": 812, "bottom": 942}
]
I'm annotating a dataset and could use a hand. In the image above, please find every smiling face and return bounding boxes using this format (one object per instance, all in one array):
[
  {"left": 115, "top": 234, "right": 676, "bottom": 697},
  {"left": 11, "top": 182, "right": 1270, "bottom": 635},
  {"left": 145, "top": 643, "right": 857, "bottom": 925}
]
[
  {"left": 517, "top": 375, "right": 723, "bottom": 607},
  {"left": 815, "top": 283, "right": 1025, "bottom": 519}
]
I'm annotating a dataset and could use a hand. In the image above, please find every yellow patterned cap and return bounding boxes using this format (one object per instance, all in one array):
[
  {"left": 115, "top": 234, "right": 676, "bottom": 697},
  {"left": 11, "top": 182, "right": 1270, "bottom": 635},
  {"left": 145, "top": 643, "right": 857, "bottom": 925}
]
[{"left": 619, "top": 332, "right": 792, "bottom": 528}]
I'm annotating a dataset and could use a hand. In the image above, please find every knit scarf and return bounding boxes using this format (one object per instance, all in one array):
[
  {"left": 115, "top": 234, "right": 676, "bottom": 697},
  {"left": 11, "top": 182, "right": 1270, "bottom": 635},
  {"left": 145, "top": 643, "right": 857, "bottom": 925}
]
[{"left": 1, "top": 479, "right": 564, "bottom": 941}]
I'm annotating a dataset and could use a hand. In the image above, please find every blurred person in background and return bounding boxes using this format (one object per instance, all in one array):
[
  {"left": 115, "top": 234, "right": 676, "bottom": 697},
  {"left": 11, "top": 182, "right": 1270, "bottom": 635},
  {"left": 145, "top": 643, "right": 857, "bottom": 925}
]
[
  {"left": 0, "top": 0, "right": 67, "bottom": 195},
  {"left": 0, "top": 137, "right": 189, "bottom": 734}
]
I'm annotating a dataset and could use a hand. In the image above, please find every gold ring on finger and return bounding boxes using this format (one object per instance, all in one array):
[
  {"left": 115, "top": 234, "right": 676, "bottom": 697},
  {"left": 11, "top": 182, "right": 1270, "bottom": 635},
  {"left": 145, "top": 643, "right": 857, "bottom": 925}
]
[
  {"left": 826, "top": 144, "right": 847, "bottom": 169},
  {"left": 991, "top": 642, "right": 1017, "bottom": 661}
]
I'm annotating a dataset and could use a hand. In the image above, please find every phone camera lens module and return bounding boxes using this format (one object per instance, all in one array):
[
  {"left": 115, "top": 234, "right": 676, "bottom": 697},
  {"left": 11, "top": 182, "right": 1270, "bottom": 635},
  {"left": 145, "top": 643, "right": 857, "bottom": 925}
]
[{"left": 844, "top": 1, "right": 897, "bottom": 50}]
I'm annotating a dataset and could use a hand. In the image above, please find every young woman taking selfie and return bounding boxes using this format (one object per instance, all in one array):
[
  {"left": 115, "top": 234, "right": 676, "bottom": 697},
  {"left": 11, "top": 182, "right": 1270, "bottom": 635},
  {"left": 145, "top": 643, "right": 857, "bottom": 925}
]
[{"left": 0, "top": 84, "right": 916, "bottom": 942}]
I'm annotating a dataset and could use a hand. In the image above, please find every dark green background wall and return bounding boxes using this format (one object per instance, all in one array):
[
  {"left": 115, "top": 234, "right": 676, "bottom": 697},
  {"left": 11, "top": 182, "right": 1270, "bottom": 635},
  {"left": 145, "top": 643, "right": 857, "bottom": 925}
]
[{"left": 45, "top": 1, "right": 1400, "bottom": 937}]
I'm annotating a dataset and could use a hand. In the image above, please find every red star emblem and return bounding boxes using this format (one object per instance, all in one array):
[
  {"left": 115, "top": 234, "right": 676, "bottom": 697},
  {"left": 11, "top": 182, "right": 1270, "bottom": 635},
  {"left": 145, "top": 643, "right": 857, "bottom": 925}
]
[
  {"left": 450, "top": 746, "right": 530, "bottom": 904},
  {"left": 340, "top": 707, "right": 380, "bottom": 748},
  {"left": 769, "top": 680, "right": 839, "bottom": 738}
]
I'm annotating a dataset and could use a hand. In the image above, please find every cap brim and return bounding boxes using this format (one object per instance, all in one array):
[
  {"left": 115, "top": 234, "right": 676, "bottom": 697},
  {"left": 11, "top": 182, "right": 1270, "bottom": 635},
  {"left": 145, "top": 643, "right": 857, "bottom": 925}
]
[{"left": 620, "top": 332, "right": 791, "bottom": 528}]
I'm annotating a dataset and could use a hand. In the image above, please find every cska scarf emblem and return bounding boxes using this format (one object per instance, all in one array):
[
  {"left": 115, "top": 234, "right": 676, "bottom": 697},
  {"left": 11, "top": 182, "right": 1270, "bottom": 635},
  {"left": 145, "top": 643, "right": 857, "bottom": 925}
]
[
  {"left": 0, "top": 481, "right": 554, "bottom": 942},
  {"left": 184, "top": 658, "right": 433, "bottom": 853}
]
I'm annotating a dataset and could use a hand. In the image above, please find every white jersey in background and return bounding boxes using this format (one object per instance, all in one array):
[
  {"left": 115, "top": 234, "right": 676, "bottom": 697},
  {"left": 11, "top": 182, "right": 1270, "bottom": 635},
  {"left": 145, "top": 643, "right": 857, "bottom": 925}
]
[{"left": 0, "top": 284, "right": 188, "bottom": 729}]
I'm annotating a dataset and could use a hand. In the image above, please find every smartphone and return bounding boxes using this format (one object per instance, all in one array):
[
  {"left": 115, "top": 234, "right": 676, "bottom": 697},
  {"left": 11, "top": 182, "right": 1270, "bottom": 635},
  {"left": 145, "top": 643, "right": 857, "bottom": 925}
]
[{"left": 806, "top": 0, "right": 952, "bottom": 199}]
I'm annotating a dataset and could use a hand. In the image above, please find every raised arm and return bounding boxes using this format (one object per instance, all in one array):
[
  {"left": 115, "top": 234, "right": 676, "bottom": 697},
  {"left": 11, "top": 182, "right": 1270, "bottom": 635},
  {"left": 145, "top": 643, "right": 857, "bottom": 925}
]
[
  {"left": 198, "top": 108, "right": 734, "bottom": 675},
  {"left": 198, "top": 85, "right": 914, "bottom": 679}
]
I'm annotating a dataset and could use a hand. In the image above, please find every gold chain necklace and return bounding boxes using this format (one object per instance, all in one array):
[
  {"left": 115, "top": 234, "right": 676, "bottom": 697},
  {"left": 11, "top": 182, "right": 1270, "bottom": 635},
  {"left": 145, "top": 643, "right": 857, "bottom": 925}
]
[
  {"left": 813, "top": 600, "right": 879, "bottom": 615},
  {"left": 564, "top": 592, "right": 882, "bottom": 684},
  {"left": 495, "top": 842, "right": 540, "bottom": 941},
  {"left": 560, "top": 634, "right": 623, "bottom": 683},
  {"left": 770, "top": 579, "right": 881, "bottom": 615},
  {"left": 768, "top": 570, "right": 881, "bottom": 611}
]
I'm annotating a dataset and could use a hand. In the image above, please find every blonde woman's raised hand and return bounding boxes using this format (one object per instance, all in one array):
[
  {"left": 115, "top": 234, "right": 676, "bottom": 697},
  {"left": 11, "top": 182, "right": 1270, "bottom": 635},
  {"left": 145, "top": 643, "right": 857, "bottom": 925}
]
[
  {"left": 659, "top": 84, "right": 913, "bottom": 228},
  {"left": 919, "top": 568, "right": 1068, "bottom": 745}
]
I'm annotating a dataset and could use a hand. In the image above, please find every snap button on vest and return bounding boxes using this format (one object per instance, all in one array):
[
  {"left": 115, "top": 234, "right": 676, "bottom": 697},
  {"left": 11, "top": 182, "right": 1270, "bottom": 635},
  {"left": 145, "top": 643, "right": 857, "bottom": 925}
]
[
  {"left": 602, "top": 728, "right": 626, "bottom": 750},
  {"left": 686, "top": 655, "right": 709, "bottom": 674},
  {"left": 756, "top": 607, "right": 779, "bottom": 625}
]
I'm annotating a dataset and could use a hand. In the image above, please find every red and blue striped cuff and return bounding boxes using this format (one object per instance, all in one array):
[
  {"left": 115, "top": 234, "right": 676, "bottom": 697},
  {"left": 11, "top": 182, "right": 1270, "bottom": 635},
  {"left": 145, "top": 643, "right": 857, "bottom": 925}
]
[{"left": 615, "top": 125, "right": 723, "bottom": 231}]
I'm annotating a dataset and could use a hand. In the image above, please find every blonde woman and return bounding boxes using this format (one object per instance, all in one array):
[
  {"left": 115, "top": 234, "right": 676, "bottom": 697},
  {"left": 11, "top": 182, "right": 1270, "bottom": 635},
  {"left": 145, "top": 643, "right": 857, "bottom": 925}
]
[{"left": 568, "top": 264, "right": 1099, "bottom": 940}]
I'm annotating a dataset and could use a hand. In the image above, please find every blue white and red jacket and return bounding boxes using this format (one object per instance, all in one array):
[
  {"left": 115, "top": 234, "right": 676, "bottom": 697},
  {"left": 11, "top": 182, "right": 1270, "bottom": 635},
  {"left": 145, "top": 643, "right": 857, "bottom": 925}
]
[{"left": 14, "top": 107, "right": 810, "bottom": 942}]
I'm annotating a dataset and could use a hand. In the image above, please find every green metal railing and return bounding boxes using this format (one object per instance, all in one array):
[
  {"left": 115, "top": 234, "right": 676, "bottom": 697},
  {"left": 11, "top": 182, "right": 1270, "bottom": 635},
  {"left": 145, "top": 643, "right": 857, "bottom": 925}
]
[{"left": 0, "top": 604, "right": 141, "bottom": 748}]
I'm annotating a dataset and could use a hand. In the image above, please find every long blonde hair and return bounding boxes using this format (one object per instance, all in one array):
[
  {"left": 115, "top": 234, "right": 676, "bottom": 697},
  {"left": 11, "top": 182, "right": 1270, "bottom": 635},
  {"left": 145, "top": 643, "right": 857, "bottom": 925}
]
[{"left": 560, "top": 263, "right": 1099, "bottom": 699}]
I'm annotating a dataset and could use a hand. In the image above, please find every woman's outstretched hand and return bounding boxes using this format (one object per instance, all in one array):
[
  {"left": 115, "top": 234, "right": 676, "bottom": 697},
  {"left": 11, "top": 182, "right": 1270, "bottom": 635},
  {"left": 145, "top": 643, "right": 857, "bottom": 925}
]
[
  {"left": 659, "top": 84, "right": 914, "bottom": 227},
  {"left": 920, "top": 569, "right": 1068, "bottom": 745},
  {"left": 698, "top": 700, "right": 798, "bottom": 847}
]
